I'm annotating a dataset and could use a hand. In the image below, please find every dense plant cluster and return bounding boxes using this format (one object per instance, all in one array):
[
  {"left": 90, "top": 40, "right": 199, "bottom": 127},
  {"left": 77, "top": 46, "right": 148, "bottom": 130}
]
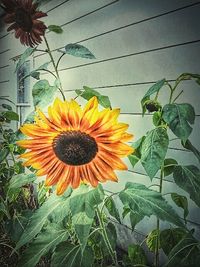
[{"left": 0, "top": 0, "right": 200, "bottom": 266}]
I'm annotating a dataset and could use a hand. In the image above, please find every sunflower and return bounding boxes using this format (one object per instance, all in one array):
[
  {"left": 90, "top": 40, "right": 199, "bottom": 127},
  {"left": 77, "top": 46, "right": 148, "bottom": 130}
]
[
  {"left": 1, "top": 0, "right": 47, "bottom": 47},
  {"left": 17, "top": 97, "right": 134, "bottom": 195}
]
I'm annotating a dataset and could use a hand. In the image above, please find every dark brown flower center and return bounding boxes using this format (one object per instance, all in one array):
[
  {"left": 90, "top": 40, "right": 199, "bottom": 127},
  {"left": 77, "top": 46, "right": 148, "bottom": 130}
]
[
  {"left": 53, "top": 131, "right": 98, "bottom": 166},
  {"left": 15, "top": 8, "right": 33, "bottom": 32}
]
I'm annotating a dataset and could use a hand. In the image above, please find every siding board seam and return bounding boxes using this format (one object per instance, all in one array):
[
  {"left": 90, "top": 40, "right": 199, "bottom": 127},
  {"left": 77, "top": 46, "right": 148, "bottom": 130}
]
[
  {"left": 34, "top": 1, "right": 200, "bottom": 59},
  {"left": 40, "top": 39, "right": 200, "bottom": 72}
]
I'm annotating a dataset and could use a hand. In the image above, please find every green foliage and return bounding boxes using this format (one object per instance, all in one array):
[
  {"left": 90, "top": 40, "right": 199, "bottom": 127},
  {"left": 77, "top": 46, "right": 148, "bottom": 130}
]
[
  {"left": 48, "top": 25, "right": 63, "bottom": 33},
  {"left": 2, "top": 111, "right": 19, "bottom": 121},
  {"left": 163, "top": 158, "right": 178, "bottom": 177},
  {"left": 105, "top": 196, "right": 121, "bottom": 223},
  {"left": 20, "top": 62, "right": 51, "bottom": 82},
  {"left": 146, "top": 229, "right": 160, "bottom": 252},
  {"left": 9, "top": 173, "right": 36, "bottom": 189},
  {"left": 18, "top": 223, "right": 69, "bottom": 267},
  {"left": 128, "top": 136, "right": 145, "bottom": 168},
  {"left": 163, "top": 234, "right": 200, "bottom": 267},
  {"left": 160, "top": 228, "right": 187, "bottom": 256},
  {"left": 15, "top": 47, "right": 36, "bottom": 72},
  {"left": 173, "top": 165, "right": 200, "bottom": 207},
  {"left": 64, "top": 43, "right": 95, "bottom": 59},
  {"left": 171, "top": 193, "right": 188, "bottom": 222},
  {"left": 0, "top": 147, "right": 9, "bottom": 163},
  {"left": 119, "top": 182, "right": 184, "bottom": 227},
  {"left": 162, "top": 103, "right": 195, "bottom": 144},
  {"left": 2, "top": 103, "right": 12, "bottom": 110},
  {"left": 153, "top": 111, "right": 162, "bottom": 126},
  {"left": 15, "top": 193, "right": 71, "bottom": 250},
  {"left": 140, "top": 127, "right": 169, "bottom": 179},
  {"left": 32, "top": 79, "right": 57, "bottom": 108},
  {"left": 75, "top": 86, "right": 111, "bottom": 108},
  {"left": 70, "top": 184, "right": 104, "bottom": 251},
  {"left": 141, "top": 79, "right": 165, "bottom": 115},
  {"left": 126, "top": 244, "right": 147, "bottom": 265},
  {"left": 51, "top": 242, "right": 94, "bottom": 267}
]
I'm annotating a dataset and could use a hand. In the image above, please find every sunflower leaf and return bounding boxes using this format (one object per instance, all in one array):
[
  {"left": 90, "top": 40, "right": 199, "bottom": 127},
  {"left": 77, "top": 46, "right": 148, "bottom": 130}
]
[
  {"left": 160, "top": 228, "right": 187, "bottom": 256},
  {"left": 119, "top": 182, "right": 184, "bottom": 228},
  {"left": 70, "top": 184, "right": 104, "bottom": 251},
  {"left": 162, "top": 103, "right": 195, "bottom": 144},
  {"left": 3, "top": 111, "right": 19, "bottom": 121},
  {"left": 128, "top": 136, "right": 146, "bottom": 168},
  {"left": 127, "top": 244, "right": 147, "bottom": 265},
  {"left": 2, "top": 104, "right": 12, "bottom": 110},
  {"left": 15, "top": 47, "right": 36, "bottom": 72},
  {"left": 64, "top": 43, "right": 95, "bottom": 59},
  {"left": 18, "top": 223, "right": 69, "bottom": 267},
  {"left": 105, "top": 196, "right": 121, "bottom": 223},
  {"left": 163, "top": 234, "right": 200, "bottom": 267},
  {"left": 76, "top": 86, "right": 111, "bottom": 108},
  {"left": 173, "top": 165, "right": 200, "bottom": 207},
  {"left": 32, "top": 79, "right": 57, "bottom": 108},
  {"left": 171, "top": 193, "right": 188, "bottom": 222},
  {"left": 146, "top": 229, "right": 161, "bottom": 252},
  {"left": 51, "top": 242, "right": 94, "bottom": 267},
  {"left": 9, "top": 173, "right": 36, "bottom": 189},
  {"left": 130, "top": 211, "right": 144, "bottom": 229},
  {"left": 15, "top": 193, "right": 70, "bottom": 250},
  {"left": 181, "top": 139, "right": 200, "bottom": 164},
  {"left": 141, "top": 127, "right": 169, "bottom": 179},
  {"left": 48, "top": 25, "right": 63, "bottom": 34}
]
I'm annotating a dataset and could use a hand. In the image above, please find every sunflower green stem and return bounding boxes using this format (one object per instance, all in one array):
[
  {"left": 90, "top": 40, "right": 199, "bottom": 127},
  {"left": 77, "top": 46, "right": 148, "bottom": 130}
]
[
  {"left": 96, "top": 206, "right": 119, "bottom": 267},
  {"left": 154, "top": 167, "right": 164, "bottom": 267},
  {"left": 43, "top": 36, "right": 66, "bottom": 101}
]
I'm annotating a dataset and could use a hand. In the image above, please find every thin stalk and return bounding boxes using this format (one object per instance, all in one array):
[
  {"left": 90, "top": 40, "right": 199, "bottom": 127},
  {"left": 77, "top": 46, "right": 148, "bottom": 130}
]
[
  {"left": 43, "top": 36, "right": 66, "bottom": 100},
  {"left": 96, "top": 206, "right": 119, "bottom": 267},
  {"left": 154, "top": 168, "right": 164, "bottom": 267},
  {"left": 172, "top": 90, "right": 184, "bottom": 103},
  {"left": 56, "top": 53, "right": 65, "bottom": 70}
]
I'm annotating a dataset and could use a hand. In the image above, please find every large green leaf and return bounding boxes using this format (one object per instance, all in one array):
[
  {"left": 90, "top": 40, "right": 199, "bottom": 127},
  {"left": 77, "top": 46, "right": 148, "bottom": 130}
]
[
  {"left": 182, "top": 139, "right": 200, "bottom": 164},
  {"left": 164, "top": 234, "right": 200, "bottom": 267},
  {"left": 162, "top": 103, "right": 195, "bottom": 143},
  {"left": 171, "top": 193, "right": 188, "bottom": 222},
  {"left": 130, "top": 211, "right": 144, "bottom": 229},
  {"left": 105, "top": 196, "right": 121, "bottom": 223},
  {"left": 64, "top": 43, "right": 95, "bottom": 59},
  {"left": 15, "top": 47, "right": 36, "bottom": 72},
  {"left": 173, "top": 165, "right": 200, "bottom": 207},
  {"left": 70, "top": 184, "right": 104, "bottom": 251},
  {"left": 18, "top": 223, "right": 68, "bottom": 267},
  {"left": 141, "top": 127, "right": 169, "bottom": 179},
  {"left": 9, "top": 173, "right": 36, "bottom": 189},
  {"left": 51, "top": 242, "right": 94, "bottom": 267},
  {"left": 119, "top": 182, "right": 184, "bottom": 227},
  {"left": 160, "top": 228, "right": 187, "bottom": 256},
  {"left": 32, "top": 79, "right": 57, "bottom": 108},
  {"left": 75, "top": 86, "right": 111, "bottom": 108},
  {"left": 16, "top": 193, "right": 70, "bottom": 250}
]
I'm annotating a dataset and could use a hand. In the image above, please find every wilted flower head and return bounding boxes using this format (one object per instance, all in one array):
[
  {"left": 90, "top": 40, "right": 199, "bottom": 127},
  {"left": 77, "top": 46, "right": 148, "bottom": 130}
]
[{"left": 1, "top": 0, "right": 47, "bottom": 47}]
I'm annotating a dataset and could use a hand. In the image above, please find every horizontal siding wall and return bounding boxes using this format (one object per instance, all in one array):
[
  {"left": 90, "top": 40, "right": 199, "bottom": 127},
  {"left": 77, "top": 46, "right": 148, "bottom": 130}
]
[{"left": 0, "top": 0, "right": 200, "bottom": 263}]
